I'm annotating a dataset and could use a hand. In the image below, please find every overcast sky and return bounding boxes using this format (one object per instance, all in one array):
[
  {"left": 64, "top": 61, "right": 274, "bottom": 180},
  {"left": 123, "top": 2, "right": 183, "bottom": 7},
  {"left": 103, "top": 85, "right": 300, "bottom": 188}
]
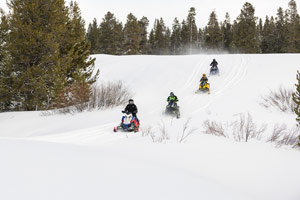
[{"left": 1, "top": 0, "right": 299, "bottom": 29}]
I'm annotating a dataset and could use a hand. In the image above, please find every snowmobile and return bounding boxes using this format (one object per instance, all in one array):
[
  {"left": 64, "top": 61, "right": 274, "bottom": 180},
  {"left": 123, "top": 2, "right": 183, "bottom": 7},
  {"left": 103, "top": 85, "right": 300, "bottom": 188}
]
[
  {"left": 209, "top": 66, "right": 219, "bottom": 76},
  {"left": 113, "top": 111, "right": 139, "bottom": 132},
  {"left": 195, "top": 81, "right": 210, "bottom": 94},
  {"left": 165, "top": 101, "right": 180, "bottom": 118}
]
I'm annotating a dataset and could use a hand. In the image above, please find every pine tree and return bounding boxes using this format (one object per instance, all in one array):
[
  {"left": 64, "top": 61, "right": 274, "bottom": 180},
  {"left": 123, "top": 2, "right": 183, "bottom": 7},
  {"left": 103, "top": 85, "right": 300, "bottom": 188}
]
[
  {"left": 282, "top": 0, "right": 300, "bottom": 52},
  {"left": 87, "top": 18, "right": 100, "bottom": 54},
  {"left": 203, "top": 11, "right": 222, "bottom": 50},
  {"left": 275, "top": 7, "right": 286, "bottom": 53},
  {"left": 151, "top": 18, "right": 168, "bottom": 54},
  {"left": 123, "top": 13, "right": 141, "bottom": 55},
  {"left": 170, "top": 18, "right": 182, "bottom": 55},
  {"left": 165, "top": 27, "right": 171, "bottom": 54},
  {"left": 232, "top": 2, "right": 260, "bottom": 53},
  {"left": 148, "top": 29, "right": 155, "bottom": 54},
  {"left": 186, "top": 7, "right": 198, "bottom": 54},
  {"left": 293, "top": 71, "right": 300, "bottom": 147},
  {"left": 257, "top": 18, "right": 263, "bottom": 52},
  {"left": 5, "top": 0, "right": 98, "bottom": 111},
  {"left": 197, "top": 28, "right": 204, "bottom": 51},
  {"left": 98, "top": 12, "right": 123, "bottom": 55},
  {"left": 261, "top": 16, "right": 277, "bottom": 53},
  {"left": 0, "top": 10, "right": 12, "bottom": 111},
  {"left": 180, "top": 20, "right": 189, "bottom": 53},
  {"left": 62, "top": 1, "right": 98, "bottom": 92},
  {"left": 221, "top": 12, "right": 233, "bottom": 52},
  {"left": 293, "top": 71, "right": 300, "bottom": 126},
  {"left": 138, "top": 16, "right": 149, "bottom": 54}
]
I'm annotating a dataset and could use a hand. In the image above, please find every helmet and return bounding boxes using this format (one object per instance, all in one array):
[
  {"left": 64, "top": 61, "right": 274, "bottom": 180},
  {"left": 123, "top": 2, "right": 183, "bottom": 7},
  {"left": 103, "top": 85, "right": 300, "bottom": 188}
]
[
  {"left": 213, "top": 59, "right": 216, "bottom": 61},
  {"left": 203, "top": 73, "right": 206, "bottom": 77},
  {"left": 129, "top": 99, "right": 134, "bottom": 104},
  {"left": 170, "top": 92, "right": 174, "bottom": 96}
]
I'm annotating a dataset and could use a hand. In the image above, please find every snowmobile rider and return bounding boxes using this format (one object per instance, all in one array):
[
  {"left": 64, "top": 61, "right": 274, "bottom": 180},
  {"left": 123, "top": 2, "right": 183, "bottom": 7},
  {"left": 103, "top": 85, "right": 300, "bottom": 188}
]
[
  {"left": 167, "top": 92, "right": 179, "bottom": 106},
  {"left": 125, "top": 99, "right": 138, "bottom": 118},
  {"left": 210, "top": 59, "right": 218, "bottom": 68},
  {"left": 210, "top": 59, "right": 219, "bottom": 71},
  {"left": 200, "top": 74, "right": 208, "bottom": 84}
]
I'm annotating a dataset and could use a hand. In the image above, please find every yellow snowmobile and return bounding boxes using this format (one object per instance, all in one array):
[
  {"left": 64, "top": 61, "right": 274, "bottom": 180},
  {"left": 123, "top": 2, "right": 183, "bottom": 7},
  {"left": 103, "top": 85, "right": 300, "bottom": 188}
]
[{"left": 195, "top": 81, "right": 210, "bottom": 94}]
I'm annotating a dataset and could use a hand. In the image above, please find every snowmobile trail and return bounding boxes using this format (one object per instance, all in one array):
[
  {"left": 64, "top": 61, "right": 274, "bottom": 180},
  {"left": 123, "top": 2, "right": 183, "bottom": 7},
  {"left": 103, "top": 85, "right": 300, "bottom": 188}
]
[
  {"left": 29, "top": 122, "right": 130, "bottom": 145},
  {"left": 186, "top": 55, "right": 249, "bottom": 116}
]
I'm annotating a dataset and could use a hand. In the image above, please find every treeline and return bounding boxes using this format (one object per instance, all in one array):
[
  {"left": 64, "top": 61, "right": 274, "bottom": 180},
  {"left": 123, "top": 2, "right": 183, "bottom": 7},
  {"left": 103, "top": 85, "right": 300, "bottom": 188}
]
[
  {"left": 87, "top": 0, "right": 300, "bottom": 55},
  {"left": 0, "top": 0, "right": 98, "bottom": 112}
]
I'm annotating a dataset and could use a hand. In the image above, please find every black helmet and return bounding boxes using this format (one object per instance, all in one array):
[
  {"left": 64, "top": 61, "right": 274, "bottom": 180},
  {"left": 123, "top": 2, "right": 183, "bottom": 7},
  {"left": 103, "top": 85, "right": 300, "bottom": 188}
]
[
  {"left": 213, "top": 59, "right": 216, "bottom": 61},
  {"left": 129, "top": 99, "right": 134, "bottom": 103},
  {"left": 170, "top": 92, "right": 174, "bottom": 96}
]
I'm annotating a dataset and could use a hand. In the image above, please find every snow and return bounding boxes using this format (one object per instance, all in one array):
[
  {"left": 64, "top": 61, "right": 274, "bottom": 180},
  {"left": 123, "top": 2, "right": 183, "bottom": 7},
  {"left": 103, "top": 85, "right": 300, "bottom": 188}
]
[{"left": 0, "top": 54, "right": 300, "bottom": 200}]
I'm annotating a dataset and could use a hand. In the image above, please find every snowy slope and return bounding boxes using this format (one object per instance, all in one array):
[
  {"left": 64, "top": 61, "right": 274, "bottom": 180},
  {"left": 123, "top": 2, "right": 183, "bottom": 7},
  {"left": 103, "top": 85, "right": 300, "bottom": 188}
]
[{"left": 0, "top": 54, "right": 300, "bottom": 200}]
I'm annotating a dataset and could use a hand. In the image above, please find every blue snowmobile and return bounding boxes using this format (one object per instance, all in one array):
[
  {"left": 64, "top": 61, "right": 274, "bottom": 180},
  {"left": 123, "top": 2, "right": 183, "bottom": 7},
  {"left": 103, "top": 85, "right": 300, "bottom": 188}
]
[{"left": 113, "top": 111, "right": 139, "bottom": 132}]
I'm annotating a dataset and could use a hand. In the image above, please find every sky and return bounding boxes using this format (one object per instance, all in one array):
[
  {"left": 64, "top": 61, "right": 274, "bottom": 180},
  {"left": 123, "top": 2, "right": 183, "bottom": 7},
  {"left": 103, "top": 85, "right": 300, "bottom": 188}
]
[{"left": 0, "top": 0, "right": 299, "bottom": 29}]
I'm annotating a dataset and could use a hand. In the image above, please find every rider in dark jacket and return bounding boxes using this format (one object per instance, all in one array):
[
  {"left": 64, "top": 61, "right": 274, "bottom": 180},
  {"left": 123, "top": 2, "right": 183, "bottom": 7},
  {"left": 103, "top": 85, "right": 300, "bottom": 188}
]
[
  {"left": 210, "top": 59, "right": 218, "bottom": 67},
  {"left": 210, "top": 59, "right": 219, "bottom": 73},
  {"left": 125, "top": 99, "right": 138, "bottom": 118}
]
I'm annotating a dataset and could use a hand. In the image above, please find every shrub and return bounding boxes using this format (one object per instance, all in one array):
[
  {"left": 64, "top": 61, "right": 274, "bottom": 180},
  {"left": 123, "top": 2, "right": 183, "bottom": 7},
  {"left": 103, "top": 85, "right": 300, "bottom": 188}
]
[
  {"left": 260, "top": 86, "right": 295, "bottom": 113},
  {"left": 203, "top": 120, "right": 226, "bottom": 137},
  {"left": 49, "top": 80, "right": 132, "bottom": 114},
  {"left": 232, "top": 113, "right": 267, "bottom": 142}
]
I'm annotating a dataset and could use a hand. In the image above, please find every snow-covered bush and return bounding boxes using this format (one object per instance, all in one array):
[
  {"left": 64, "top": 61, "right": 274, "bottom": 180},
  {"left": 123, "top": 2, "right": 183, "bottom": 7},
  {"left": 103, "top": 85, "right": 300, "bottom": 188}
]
[
  {"left": 144, "top": 119, "right": 195, "bottom": 143},
  {"left": 202, "top": 114, "right": 300, "bottom": 149},
  {"left": 268, "top": 124, "right": 300, "bottom": 148},
  {"left": 203, "top": 120, "right": 226, "bottom": 137},
  {"left": 47, "top": 81, "right": 132, "bottom": 114},
  {"left": 177, "top": 118, "right": 197, "bottom": 143},
  {"left": 203, "top": 113, "right": 266, "bottom": 142},
  {"left": 89, "top": 81, "right": 132, "bottom": 109},
  {"left": 260, "top": 86, "right": 295, "bottom": 113},
  {"left": 232, "top": 113, "right": 267, "bottom": 142}
]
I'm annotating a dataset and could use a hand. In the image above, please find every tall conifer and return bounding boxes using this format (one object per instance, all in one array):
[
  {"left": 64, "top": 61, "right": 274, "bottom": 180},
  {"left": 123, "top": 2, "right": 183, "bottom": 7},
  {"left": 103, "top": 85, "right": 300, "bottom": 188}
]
[
  {"left": 232, "top": 2, "right": 260, "bottom": 53},
  {"left": 204, "top": 11, "right": 222, "bottom": 50},
  {"left": 98, "top": 12, "right": 124, "bottom": 55},
  {"left": 5, "top": 0, "right": 97, "bottom": 111},
  {"left": 87, "top": 18, "right": 100, "bottom": 54},
  {"left": 123, "top": 13, "right": 141, "bottom": 55}
]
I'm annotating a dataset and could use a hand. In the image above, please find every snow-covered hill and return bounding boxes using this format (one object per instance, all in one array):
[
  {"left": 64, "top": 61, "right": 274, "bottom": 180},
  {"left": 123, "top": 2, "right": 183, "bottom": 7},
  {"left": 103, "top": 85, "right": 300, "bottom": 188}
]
[{"left": 0, "top": 54, "right": 300, "bottom": 200}]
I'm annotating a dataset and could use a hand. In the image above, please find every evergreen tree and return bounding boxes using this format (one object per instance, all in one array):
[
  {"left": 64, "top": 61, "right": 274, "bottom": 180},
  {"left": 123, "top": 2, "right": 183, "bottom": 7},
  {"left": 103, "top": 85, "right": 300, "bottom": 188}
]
[
  {"left": 87, "top": 18, "right": 100, "bottom": 54},
  {"left": 180, "top": 20, "right": 189, "bottom": 53},
  {"left": 275, "top": 7, "right": 286, "bottom": 52},
  {"left": 98, "top": 12, "right": 123, "bottom": 55},
  {"left": 221, "top": 12, "right": 233, "bottom": 52},
  {"left": 197, "top": 28, "right": 204, "bottom": 51},
  {"left": 203, "top": 11, "right": 222, "bottom": 50},
  {"left": 5, "top": 0, "right": 98, "bottom": 111},
  {"left": 258, "top": 18, "right": 263, "bottom": 34},
  {"left": 170, "top": 18, "right": 182, "bottom": 55},
  {"left": 148, "top": 29, "right": 155, "bottom": 54},
  {"left": 186, "top": 7, "right": 198, "bottom": 54},
  {"left": 61, "top": 1, "right": 98, "bottom": 97},
  {"left": 282, "top": 0, "right": 300, "bottom": 52},
  {"left": 293, "top": 71, "right": 300, "bottom": 126},
  {"left": 261, "top": 16, "right": 277, "bottom": 53},
  {"left": 123, "top": 13, "right": 141, "bottom": 55},
  {"left": 138, "top": 16, "right": 149, "bottom": 54},
  {"left": 151, "top": 18, "right": 168, "bottom": 54},
  {"left": 165, "top": 27, "right": 171, "bottom": 54},
  {"left": 257, "top": 18, "right": 263, "bottom": 52},
  {"left": 293, "top": 71, "right": 300, "bottom": 147},
  {"left": 232, "top": 2, "right": 260, "bottom": 53},
  {"left": 0, "top": 10, "right": 12, "bottom": 111}
]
